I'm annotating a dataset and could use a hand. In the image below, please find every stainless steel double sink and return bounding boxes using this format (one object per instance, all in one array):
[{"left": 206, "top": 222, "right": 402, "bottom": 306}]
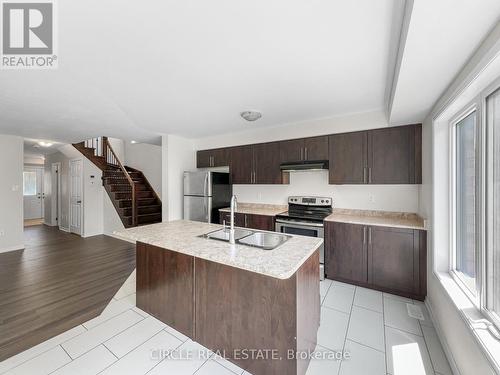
[{"left": 200, "top": 228, "right": 291, "bottom": 250}]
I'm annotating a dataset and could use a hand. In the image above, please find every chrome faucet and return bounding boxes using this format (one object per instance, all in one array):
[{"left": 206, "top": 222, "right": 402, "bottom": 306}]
[{"left": 229, "top": 195, "right": 238, "bottom": 244}]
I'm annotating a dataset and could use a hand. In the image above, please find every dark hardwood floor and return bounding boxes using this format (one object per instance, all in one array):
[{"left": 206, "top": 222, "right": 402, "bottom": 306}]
[{"left": 0, "top": 225, "right": 135, "bottom": 361}]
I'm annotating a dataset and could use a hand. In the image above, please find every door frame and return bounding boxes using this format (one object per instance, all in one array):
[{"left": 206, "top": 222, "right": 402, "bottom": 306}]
[
  {"left": 51, "top": 162, "right": 61, "bottom": 227},
  {"left": 69, "top": 158, "right": 84, "bottom": 236},
  {"left": 23, "top": 165, "right": 45, "bottom": 220}
]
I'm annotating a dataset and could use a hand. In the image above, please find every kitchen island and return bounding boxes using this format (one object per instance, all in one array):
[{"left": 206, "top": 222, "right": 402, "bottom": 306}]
[{"left": 114, "top": 220, "right": 323, "bottom": 375}]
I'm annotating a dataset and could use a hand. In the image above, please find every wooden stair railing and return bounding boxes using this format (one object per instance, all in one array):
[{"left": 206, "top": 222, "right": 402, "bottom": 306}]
[
  {"left": 103, "top": 138, "right": 138, "bottom": 227},
  {"left": 73, "top": 136, "right": 161, "bottom": 228}
]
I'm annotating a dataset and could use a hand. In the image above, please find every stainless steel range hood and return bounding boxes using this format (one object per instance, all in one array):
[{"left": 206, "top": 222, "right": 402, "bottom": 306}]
[{"left": 280, "top": 160, "right": 329, "bottom": 172}]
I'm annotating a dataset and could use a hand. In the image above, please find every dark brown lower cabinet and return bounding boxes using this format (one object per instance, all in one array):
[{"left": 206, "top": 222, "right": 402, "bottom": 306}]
[
  {"left": 368, "top": 226, "right": 426, "bottom": 298},
  {"left": 220, "top": 211, "right": 275, "bottom": 231},
  {"left": 325, "top": 222, "right": 367, "bottom": 283},
  {"left": 324, "top": 221, "right": 427, "bottom": 300},
  {"left": 136, "top": 242, "right": 320, "bottom": 375}
]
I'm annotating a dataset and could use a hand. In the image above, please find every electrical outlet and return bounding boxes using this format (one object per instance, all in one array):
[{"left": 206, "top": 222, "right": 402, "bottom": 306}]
[
  {"left": 368, "top": 194, "right": 375, "bottom": 203},
  {"left": 0, "top": 230, "right": 5, "bottom": 237}
]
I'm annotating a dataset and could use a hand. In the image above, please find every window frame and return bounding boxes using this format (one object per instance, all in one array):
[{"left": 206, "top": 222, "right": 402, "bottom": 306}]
[
  {"left": 481, "top": 78, "right": 500, "bottom": 331},
  {"left": 449, "top": 77, "right": 500, "bottom": 331},
  {"left": 449, "top": 102, "right": 482, "bottom": 306}
]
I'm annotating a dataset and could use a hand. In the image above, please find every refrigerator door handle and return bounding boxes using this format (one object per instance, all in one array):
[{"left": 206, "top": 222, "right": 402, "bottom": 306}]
[{"left": 203, "top": 173, "right": 208, "bottom": 197}]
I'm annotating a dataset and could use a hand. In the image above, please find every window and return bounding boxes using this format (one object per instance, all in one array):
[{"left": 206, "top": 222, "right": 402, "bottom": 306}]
[
  {"left": 450, "top": 82, "right": 500, "bottom": 331},
  {"left": 453, "top": 111, "right": 478, "bottom": 295},
  {"left": 23, "top": 171, "right": 37, "bottom": 196},
  {"left": 486, "top": 88, "right": 500, "bottom": 327}
]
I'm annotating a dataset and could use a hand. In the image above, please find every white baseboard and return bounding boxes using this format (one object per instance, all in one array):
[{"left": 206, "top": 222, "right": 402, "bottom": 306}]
[
  {"left": 0, "top": 244, "right": 25, "bottom": 253},
  {"left": 59, "top": 226, "right": 70, "bottom": 233},
  {"left": 43, "top": 220, "right": 56, "bottom": 226},
  {"left": 425, "top": 298, "right": 462, "bottom": 375}
]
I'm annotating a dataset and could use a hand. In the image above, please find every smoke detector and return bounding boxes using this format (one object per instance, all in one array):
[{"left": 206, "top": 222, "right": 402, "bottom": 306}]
[{"left": 240, "top": 111, "right": 262, "bottom": 122}]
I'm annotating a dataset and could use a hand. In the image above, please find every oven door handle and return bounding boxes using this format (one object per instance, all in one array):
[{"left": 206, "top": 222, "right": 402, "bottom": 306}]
[{"left": 275, "top": 219, "right": 325, "bottom": 228}]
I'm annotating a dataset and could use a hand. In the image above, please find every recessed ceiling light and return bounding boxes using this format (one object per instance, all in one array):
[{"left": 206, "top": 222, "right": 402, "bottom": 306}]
[
  {"left": 130, "top": 140, "right": 137, "bottom": 144},
  {"left": 38, "top": 141, "right": 53, "bottom": 147},
  {"left": 240, "top": 111, "right": 262, "bottom": 122}
]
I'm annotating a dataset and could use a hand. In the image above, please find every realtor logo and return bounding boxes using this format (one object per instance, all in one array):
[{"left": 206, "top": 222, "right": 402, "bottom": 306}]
[{"left": 1, "top": 0, "right": 57, "bottom": 69}]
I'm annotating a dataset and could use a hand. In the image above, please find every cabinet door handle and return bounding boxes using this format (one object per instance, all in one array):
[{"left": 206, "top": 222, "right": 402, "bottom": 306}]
[
  {"left": 368, "top": 227, "right": 372, "bottom": 244},
  {"left": 304, "top": 147, "right": 308, "bottom": 160},
  {"left": 368, "top": 167, "right": 372, "bottom": 183},
  {"left": 363, "top": 227, "right": 366, "bottom": 244},
  {"left": 363, "top": 167, "right": 367, "bottom": 183},
  {"left": 300, "top": 148, "right": 303, "bottom": 160},
  {"left": 245, "top": 215, "right": 248, "bottom": 227}
]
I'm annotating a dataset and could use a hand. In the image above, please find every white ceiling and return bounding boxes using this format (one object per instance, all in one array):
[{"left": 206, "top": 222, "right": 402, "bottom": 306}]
[
  {"left": 24, "top": 138, "right": 65, "bottom": 157},
  {"left": 389, "top": 0, "right": 500, "bottom": 125},
  {"left": 0, "top": 0, "right": 499, "bottom": 142}
]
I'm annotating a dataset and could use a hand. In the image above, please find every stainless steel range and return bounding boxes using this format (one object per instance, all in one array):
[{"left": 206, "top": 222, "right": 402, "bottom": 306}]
[{"left": 275, "top": 196, "right": 332, "bottom": 280}]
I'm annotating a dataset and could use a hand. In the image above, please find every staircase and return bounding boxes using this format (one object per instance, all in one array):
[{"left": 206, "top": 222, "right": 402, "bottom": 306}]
[{"left": 73, "top": 137, "right": 162, "bottom": 228}]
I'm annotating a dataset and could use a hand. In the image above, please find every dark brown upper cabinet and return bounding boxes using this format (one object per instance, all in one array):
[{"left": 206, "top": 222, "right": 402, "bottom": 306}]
[
  {"left": 230, "top": 145, "right": 253, "bottom": 184},
  {"left": 368, "top": 124, "right": 422, "bottom": 184},
  {"left": 198, "top": 123, "right": 421, "bottom": 185},
  {"left": 254, "top": 142, "right": 282, "bottom": 184},
  {"left": 329, "top": 124, "right": 421, "bottom": 184},
  {"left": 196, "top": 148, "right": 230, "bottom": 168},
  {"left": 304, "top": 136, "right": 329, "bottom": 161},
  {"left": 230, "top": 143, "right": 283, "bottom": 185},
  {"left": 280, "top": 136, "right": 328, "bottom": 163},
  {"left": 329, "top": 131, "right": 367, "bottom": 184}
]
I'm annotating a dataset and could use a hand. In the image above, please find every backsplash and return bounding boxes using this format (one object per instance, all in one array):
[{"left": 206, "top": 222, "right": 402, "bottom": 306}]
[{"left": 233, "top": 170, "right": 419, "bottom": 213}]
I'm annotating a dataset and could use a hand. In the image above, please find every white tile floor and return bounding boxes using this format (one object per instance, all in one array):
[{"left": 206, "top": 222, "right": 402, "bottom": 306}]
[{"left": 0, "top": 273, "right": 453, "bottom": 375}]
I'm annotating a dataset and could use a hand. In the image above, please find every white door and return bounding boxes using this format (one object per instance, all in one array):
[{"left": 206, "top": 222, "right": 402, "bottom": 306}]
[
  {"left": 23, "top": 167, "right": 44, "bottom": 220},
  {"left": 70, "top": 159, "right": 83, "bottom": 235}
]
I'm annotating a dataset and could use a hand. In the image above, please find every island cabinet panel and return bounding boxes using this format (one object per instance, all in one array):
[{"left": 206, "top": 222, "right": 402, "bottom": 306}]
[
  {"left": 329, "top": 131, "right": 367, "bottom": 184},
  {"left": 324, "top": 222, "right": 427, "bottom": 300},
  {"left": 324, "top": 222, "right": 367, "bottom": 283},
  {"left": 136, "top": 242, "right": 194, "bottom": 338},
  {"left": 194, "top": 251, "right": 320, "bottom": 375}
]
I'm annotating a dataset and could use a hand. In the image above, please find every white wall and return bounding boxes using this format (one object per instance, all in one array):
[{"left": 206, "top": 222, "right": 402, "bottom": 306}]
[
  {"left": 0, "top": 135, "right": 24, "bottom": 252},
  {"left": 82, "top": 159, "right": 103, "bottom": 237},
  {"left": 102, "top": 190, "right": 124, "bottom": 236},
  {"left": 108, "top": 138, "right": 125, "bottom": 161},
  {"left": 418, "top": 22, "right": 500, "bottom": 375},
  {"left": 162, "top": 134, "right": 196, "bottom": 221},
  {"left": 124, "top": 142, "right": 162, "bottom": 198},
  {"left": 195, "top": 110, "right": 388, "bottom": 149},
  {"left": 196, "top": 110, "right": 421, "bottom": 213},
  {"left": 235, "top": 171, "right": 419, "bottom": 212}
]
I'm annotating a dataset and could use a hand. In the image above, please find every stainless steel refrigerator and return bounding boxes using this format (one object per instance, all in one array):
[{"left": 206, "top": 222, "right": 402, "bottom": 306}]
[{"left": 183, "top": 171, "right": 231, "bottom": 224}]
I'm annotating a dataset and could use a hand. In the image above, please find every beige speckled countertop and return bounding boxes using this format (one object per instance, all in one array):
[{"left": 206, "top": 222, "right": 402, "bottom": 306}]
[
  {"left": 325, "top": 209, "right": 426, "bottom": 230},
  {"left": 219, "top": 203, "right": 288, "bottom": 216},
  {"left": 114, "top": 220, "right": 322, "bottom": 280}
]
